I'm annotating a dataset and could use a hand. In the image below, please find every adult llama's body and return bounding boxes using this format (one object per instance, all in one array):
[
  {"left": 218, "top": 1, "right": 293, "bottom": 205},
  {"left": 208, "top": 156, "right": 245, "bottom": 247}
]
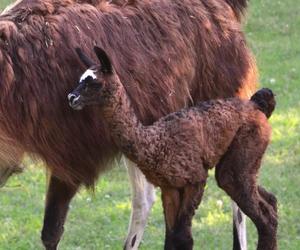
[{"left": 0, "top": 0, "right": 256, "bottom": 249}]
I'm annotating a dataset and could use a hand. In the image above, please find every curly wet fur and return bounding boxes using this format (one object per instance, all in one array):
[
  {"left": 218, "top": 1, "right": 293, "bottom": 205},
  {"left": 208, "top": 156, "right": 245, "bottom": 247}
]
[{"left": 69, "top": 49, "right": 277, "bottom": 249}]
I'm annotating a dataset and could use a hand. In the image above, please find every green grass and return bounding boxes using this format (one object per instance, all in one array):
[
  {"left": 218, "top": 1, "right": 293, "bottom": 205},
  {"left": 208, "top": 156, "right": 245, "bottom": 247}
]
[
  {"left": 0, "top": 0, "right": 12, "bottom": 9},
  {"left": 1, "top": 0, "right": 300, "bottom": 249}
]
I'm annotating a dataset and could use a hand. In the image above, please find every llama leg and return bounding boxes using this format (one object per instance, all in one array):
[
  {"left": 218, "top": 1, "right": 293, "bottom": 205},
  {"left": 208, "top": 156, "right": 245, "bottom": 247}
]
[
  {"left": 41, "top": 175, "right": 79, "bottom": 250},
  {"left": 216, "top": 134, "right": 277, "bottom": 250},
  {"left": 161, "top": 181, "right": 206, "bottom": 250},
  {"left": 232, "top": 201, "right": 247, "bottom": 250},
  {"left": 258, "top": 186, "right": 277, "bottom": 213},
  {"left": 217, "top": 169, "right": 277, "bottom": 250},
  {"left": 124, "top": 157, "right": 156, "bottom": 250},
  {"left": 161, "top": 188, "right": 181, "bottom": 250},
  {"left": 173, "top": 182, "right": 206, "bottom": 250}
]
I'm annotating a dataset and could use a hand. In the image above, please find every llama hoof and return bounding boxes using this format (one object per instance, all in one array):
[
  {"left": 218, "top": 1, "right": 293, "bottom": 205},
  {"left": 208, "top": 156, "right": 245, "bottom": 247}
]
[
  {"left": 42, "top": 239, "right": 59, "bottom": 250},
  {"left": 43, "top": 243, "right": 58, "bottom": 250},
  {"left": 124, "top": 233, "right": 140, "bottom": 250}
]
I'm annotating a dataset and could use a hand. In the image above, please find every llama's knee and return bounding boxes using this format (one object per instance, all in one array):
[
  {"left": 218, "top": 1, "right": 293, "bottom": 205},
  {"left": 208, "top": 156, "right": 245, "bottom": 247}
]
[
  {"left": 257, "top": 188, "right": 278, "bottom": 236},
  {"left": 269, "top": 193, "right": 277, "bottom": 211},
  {"left": 258, "top": 200, "right": 278, "bottom": 230},
  {"left": 258, "top": 186, "right": 277, "bottom": 212}
]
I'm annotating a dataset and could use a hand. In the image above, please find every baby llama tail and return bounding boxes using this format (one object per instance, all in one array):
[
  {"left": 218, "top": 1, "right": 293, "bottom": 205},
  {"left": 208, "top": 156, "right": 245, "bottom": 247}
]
[{"left": 250, "top": 88, "right": 276, "bottom": 118}]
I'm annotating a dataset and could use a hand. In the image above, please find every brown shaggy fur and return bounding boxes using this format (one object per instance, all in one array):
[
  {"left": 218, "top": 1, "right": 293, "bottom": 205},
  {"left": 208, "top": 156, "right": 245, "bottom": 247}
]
[
  {"left": 0, "top": 131, "right": 23, "bottom": 186},
  {"left": 69, "top": 48, "right": 277, "bottom": 250},
  {"left": 0, "top": 0, "right": 256, "bottom": 186},
  {"left": 0, "top": 0, "right": 256, "bottom": 248}
]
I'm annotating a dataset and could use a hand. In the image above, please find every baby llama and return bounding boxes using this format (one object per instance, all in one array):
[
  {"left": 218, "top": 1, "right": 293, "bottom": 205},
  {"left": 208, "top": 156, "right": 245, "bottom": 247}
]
[{"left": 68, "top": 47, "right": 277, "bottom": 250}]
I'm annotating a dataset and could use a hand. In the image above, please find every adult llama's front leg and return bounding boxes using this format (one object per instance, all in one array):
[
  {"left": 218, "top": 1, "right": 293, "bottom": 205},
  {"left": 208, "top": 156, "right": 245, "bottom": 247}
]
[
  {"left": 41, "top": 175, "right": 80, "bottom": 250},
  {"left": 124, "top": 157, "right": 156, "bottom": 250}
]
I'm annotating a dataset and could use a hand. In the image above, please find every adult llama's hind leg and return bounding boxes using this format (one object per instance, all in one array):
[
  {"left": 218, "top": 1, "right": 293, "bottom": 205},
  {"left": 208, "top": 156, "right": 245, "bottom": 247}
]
[
  {"left": 215, "top": 125, "right": 277, "bottom": 250},
  {"left": 123, "top": 157, "right": 156, "bottom": 250}
]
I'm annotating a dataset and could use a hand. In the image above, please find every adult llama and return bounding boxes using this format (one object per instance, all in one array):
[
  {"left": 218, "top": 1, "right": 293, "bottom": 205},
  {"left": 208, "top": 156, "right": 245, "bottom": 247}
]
[{"left": 0, "top": 0, "right": 255, "bottom": 249}]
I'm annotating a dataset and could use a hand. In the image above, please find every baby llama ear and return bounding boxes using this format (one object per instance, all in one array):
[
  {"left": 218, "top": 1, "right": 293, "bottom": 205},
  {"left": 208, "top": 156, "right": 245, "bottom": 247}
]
[
  {"left": 75, "top": 48, "right": 95, "bottom": 68},
  {"left": 93, "top": 46, "right": 113, "bottom": 74}
]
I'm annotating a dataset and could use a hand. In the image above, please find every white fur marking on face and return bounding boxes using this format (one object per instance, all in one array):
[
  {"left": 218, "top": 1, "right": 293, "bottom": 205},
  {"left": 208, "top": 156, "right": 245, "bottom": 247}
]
[{"left": 80, "top": 69, "right": 97, "bottom": 82}]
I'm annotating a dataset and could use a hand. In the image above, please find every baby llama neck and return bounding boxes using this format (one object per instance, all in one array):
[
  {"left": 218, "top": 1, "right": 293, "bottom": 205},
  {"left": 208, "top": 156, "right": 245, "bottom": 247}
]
[{"left": 101, "top": 81, "right": 157, "bottom": 164}]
